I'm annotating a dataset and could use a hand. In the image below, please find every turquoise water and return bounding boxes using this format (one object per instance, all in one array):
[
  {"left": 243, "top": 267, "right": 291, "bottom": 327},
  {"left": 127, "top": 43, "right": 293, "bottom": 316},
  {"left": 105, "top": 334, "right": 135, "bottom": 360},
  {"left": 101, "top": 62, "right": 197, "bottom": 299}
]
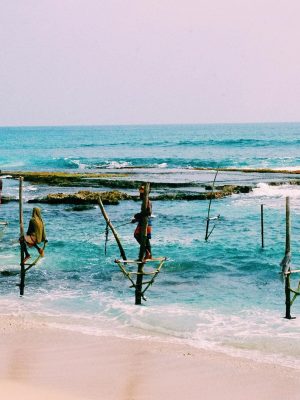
[
  {"left": 1, "top": 123, "right": 300, "bottom": 170},
  {"left": 1, "top": 124, "right": 300, "bottom": 368}
]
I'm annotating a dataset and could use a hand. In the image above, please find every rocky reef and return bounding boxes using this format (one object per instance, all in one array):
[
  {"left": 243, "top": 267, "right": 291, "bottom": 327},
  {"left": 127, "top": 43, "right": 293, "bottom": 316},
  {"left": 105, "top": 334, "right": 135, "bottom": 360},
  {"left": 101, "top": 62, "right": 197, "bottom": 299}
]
[
  {"left": 26, "top": 185, "right": 252, "bottom": 206},
  {"left": 28, "top": 190, "right": 133, "bottom": 205},
  {"left": 2, "top": 171, "right": 199, "bottom": 189},
  {"left": 0, "top": 196, "right": 18, "bottom": 203},
  {"left": 0, "top": 170, "right": 261, "bottom": 206},
  {"left": 2, "top": 171, "right": 128, "bottom": 188}
]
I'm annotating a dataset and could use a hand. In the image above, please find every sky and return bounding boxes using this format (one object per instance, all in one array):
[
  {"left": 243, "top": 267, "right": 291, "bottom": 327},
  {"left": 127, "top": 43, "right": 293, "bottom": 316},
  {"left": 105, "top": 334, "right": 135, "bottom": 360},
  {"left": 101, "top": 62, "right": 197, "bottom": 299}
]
[{"left": 0, "top": 0, "right": 300, "bottom": 126}]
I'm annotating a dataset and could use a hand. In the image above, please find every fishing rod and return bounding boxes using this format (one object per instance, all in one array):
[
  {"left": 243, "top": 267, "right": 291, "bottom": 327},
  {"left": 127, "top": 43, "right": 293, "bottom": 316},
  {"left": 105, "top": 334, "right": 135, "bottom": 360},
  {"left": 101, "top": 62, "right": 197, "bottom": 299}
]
[
  {"left": 205, "top": 169, "right": 220, "bottom": 241},
  {"left": 100, "top": 220, "right": 132, "bottom": 235},
  {"left": 103, "top": 220, "right": 133, "bottom": 255},
  {"left": 103, "top": 216, "right": 156, "bottom": 234},
  {"left": 101, "top": 215, "right": 156, "bottom": 254}
]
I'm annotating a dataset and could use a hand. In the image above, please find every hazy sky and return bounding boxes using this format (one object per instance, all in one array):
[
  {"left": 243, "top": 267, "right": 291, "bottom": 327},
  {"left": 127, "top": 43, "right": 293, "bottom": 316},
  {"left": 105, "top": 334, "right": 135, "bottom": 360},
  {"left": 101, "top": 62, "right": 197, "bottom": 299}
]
[{"left": 0, "top": 0, "right": 299, "bottom": 126}]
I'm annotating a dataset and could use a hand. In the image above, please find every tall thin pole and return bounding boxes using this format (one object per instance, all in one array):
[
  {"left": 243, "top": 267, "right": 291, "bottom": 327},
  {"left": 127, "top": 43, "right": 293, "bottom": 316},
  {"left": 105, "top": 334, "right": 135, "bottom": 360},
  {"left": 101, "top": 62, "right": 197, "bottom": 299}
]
[
  {"left": 135, "top": 183, "right": 150, "bottom": 305},
  {"left": 285, "top": 197, "right": 291, "bottom": 255},
  {"left": 19, "top": 177, "right": 25, "bottom": 295},
  {"left": 97, "top": 196, "right": 127, "bottom": 261},
  {"left": 205, "top": 169, "right": 218, "bottom": 241},
  {"left": 261, "top": 204, "right": 264, "bottom": 248},
  {"left": 284, "top": 197, "right": 291, "bottom": 319}
]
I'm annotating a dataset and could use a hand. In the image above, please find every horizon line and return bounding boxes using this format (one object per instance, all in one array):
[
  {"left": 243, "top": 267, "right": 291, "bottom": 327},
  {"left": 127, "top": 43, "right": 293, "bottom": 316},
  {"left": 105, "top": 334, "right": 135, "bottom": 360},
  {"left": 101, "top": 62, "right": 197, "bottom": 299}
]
[{"left": 0, "top": 120, "right": 300, "bottom": 129}]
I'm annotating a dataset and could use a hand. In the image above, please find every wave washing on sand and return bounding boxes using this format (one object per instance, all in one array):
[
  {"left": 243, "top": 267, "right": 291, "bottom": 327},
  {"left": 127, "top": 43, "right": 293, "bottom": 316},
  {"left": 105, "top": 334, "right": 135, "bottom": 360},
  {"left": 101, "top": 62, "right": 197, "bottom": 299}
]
[{"left": 1, "top": 291, "right": 300, "bottom": 370}]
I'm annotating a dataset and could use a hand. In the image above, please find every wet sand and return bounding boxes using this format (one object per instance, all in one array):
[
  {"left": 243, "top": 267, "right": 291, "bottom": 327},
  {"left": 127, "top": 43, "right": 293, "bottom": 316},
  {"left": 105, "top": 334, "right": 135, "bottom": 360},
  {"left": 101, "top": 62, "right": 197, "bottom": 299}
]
[{"left": 0, "top": 316, "right": 300, "bottom": 400}]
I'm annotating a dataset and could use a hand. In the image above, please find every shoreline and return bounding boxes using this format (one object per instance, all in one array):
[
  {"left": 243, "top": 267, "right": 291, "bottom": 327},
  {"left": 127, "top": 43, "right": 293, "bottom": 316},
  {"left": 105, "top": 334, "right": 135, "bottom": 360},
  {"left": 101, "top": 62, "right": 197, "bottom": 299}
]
[{"left": 1, "top": 316, "right": 300, "bottom": 400}]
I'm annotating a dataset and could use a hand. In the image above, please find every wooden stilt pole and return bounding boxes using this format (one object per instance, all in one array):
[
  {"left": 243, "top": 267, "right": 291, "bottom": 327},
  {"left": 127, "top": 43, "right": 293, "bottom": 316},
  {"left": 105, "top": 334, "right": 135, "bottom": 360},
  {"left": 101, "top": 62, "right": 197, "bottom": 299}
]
[
  {"left": 19, "top": 177, "right": 25, "bottom": 296},
  {"left": 261, "top": 204, "right": 264, "bottom": 248},
  {"left": 97, "top": 196, "right": 127, "bottom": 261},
  {"left": 285, "top": 197, "right": 291, "bottom": 256},
  {"left": 135, "top": 183, "right": 150, "bottom": 305},
  {"left": 285, "top": 274, "right": 292, "bottom": 319},
  {"left": 284, "top": 197, "right": 292, "bottom": 319}
]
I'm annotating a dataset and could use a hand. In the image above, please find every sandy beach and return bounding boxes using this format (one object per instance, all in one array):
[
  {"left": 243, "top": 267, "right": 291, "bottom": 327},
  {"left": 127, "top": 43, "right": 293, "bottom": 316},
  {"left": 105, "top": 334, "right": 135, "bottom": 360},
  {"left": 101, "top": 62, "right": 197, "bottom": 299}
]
[{"left": 0, "top": 316, "right": 299, "bottom": 400}]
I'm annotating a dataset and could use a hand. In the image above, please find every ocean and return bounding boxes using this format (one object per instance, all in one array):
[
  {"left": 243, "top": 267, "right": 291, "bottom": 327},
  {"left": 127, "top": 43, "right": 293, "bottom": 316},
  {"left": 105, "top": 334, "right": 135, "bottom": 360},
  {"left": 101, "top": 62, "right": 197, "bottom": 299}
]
[{"left": 1, "top": 123, "right": 300, "bottom": 368}]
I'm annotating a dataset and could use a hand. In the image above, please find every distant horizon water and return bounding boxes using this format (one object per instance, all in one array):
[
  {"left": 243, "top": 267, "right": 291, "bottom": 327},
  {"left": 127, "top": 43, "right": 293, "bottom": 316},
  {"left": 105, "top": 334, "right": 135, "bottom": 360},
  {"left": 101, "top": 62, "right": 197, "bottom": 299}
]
[
  {"left": 1, "top": 120, "right": 300, "bottom": 129},
  {"left": 1, "top": 122, "right": 300, "bottom": 172}
]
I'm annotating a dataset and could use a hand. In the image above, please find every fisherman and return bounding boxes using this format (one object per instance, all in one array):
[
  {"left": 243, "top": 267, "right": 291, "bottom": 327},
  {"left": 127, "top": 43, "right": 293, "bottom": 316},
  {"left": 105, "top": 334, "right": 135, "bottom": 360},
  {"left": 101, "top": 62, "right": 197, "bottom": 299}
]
[
  {"left": 132, "top": 185, "right": 152, "bottom": 260},
  {"left": 20, "top": 207, "right": 47, "bottom": 263}
]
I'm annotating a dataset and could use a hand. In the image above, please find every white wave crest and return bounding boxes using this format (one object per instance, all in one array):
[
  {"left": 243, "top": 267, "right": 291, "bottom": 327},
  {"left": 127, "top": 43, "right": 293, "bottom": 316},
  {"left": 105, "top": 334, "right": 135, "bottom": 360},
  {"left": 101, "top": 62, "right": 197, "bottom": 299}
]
[
  {"left": 252, "top": 183, "right": 300, "bottom": 200},
  {"left": 68, "top": 159, "right": 88, "bottom": 170},
  {"left": 105, "top": 161, "right": 132, "bottom": 169},
  {"left": 155, "top": 163, "right": 168, "bottom": 168}
]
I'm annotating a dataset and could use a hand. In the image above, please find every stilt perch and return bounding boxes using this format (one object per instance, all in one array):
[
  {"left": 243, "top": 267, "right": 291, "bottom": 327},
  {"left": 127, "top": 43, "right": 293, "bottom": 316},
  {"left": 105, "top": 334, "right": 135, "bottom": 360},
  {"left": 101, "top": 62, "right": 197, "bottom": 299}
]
[
  {"left": 18, "top": 177, "right": 47, "bottom": 295},
  {"left": 98, "top": 186, "right": 167, "bottom": 304},
  {"left": 280, "top": 197, "right": 300, "bottom": 319},
  {"left": 135, "top": 182, "right": 150, "bottom": 305},
  {"left": 19, "top": 177, "right": 26, "bottom": 295},
  {"left": 0, "top": 176, "right": 8, "bottom": 238},
  {"left": 261, "top": 204, "right": 264, "bottom": 248}
]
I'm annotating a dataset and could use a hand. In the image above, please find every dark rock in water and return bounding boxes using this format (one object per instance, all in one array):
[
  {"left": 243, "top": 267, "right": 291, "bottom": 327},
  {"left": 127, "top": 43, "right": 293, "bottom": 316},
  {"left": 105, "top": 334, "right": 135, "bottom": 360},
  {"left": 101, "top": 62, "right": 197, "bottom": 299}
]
[
  {"left": 208, "top": 185, "right": 252, "bottom": 194},
  {"left": 269, "top": 180, "right": 300, "bottom": 186},
  {"left": 3, "top": 171, "right": 200, "bottom": 189},
  {"left": 29, "top": 190, "right": 133, "bottom": 205},
  {"left": 27, "top": 184, "right": 253, "bottom": 205},
  {"left": 269, "top": 182, "right": 284, "bottom": 186},
  {"left": 0, "top": 270, "right": 19, "bottom": 276},
  {"left": 153, "top": 186, "right": 245, "bottom": 201},
  {"left": 1, "top": 196, "right": 18, "bottom": 203},
  {"left": 205, "top": 185, "right": 213, "bottom": 190},
  {"left": 289, "top": 180, "right": 300, "bottom": 186},
  {"left": 65, "top": 205, "right": 96, "bottom": 212},
  {"left": 236, "top": 186, "right": 251, "bottom": 193},
  {"left": 153, "top": 191, "right": 227, "bottom": 201},
  {"left": 153, "top": 193, "right": 209, "bottom": 201}
]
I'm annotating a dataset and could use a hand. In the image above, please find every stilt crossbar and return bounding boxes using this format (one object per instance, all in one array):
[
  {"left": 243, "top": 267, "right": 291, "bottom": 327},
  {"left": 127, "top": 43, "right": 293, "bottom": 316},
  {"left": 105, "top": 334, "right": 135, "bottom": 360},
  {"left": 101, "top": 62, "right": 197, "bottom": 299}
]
[
  {"left": 25, "top": 241, "right": 47, "bottom": 272},
  {"left": 114, "top": 257, "right": 167, "bottom": 298},
  {"left": 283, "top": 270, "right": 300, "bottom": 307}
]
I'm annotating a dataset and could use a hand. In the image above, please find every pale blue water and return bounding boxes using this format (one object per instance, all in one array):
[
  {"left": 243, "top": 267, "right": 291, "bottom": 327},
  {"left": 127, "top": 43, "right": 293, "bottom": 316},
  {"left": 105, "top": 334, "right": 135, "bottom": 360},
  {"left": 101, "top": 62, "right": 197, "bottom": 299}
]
[
  {"left": 1, "top": 123, "right": 300, "bottom": 368},
  {"left": 1, "top": 123, "right": 300, "bottom": 170}
]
